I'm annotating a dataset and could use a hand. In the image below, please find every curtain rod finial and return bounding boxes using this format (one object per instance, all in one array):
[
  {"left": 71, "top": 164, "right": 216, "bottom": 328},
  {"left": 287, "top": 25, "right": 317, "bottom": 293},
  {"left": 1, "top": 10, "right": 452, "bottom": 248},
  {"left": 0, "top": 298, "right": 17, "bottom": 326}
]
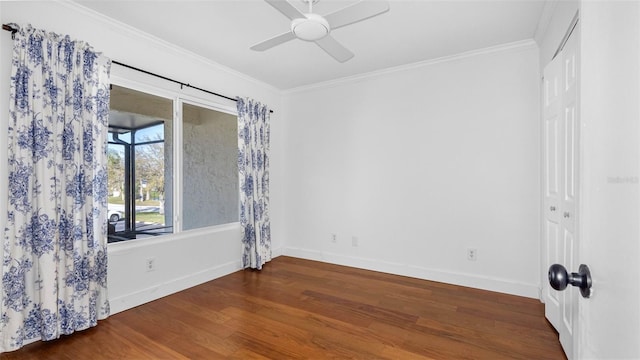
[{"left": 2, "top": 24, "right": 18, "bottom": 39}]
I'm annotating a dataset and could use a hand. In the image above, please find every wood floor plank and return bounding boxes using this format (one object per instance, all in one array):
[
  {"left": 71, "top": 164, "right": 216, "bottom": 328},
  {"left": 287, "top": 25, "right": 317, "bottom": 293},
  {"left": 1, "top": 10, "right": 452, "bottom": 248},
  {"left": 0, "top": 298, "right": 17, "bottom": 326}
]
[{"left": 2, "top": 256, "right": 566, "bottom": 359}]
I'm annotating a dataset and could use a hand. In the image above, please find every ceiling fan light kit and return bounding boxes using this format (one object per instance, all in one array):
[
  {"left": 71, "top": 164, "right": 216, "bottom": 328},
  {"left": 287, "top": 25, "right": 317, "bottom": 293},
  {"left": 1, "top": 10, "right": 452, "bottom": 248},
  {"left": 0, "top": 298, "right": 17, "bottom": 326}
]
[
  {"left": 251, "top": 0, "right": 390, "bottom": 62},
  {"left": 291, "top": 14, "right": 330, "bottom": 41}
]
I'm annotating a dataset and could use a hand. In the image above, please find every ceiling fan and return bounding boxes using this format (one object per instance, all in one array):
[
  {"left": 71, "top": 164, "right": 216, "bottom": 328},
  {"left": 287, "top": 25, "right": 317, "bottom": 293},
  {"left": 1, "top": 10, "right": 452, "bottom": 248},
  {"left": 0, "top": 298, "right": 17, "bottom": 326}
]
[{"left": 251, "top": 0, "right": 390, "bottom": 63}]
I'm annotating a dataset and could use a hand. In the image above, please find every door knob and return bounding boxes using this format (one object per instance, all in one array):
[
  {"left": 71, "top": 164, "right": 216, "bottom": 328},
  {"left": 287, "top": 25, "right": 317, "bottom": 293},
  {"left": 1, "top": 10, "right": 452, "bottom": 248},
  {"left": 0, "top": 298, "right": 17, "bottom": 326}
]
[{"left": 548, "top": 264, "right": 592, "bottom": 298}]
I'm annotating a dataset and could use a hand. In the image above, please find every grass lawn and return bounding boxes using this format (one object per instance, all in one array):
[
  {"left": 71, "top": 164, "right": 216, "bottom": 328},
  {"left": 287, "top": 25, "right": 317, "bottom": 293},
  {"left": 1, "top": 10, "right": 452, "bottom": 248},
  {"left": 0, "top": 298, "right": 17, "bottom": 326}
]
[
  {"left": 136, "top": 212, "right": 165, "bottom": 224},
  {"left": 108, "top": 197, "right": 124, "bottom": 205},
  {"left": 108, "top": 197, "right": 160, "bottom": 207}
]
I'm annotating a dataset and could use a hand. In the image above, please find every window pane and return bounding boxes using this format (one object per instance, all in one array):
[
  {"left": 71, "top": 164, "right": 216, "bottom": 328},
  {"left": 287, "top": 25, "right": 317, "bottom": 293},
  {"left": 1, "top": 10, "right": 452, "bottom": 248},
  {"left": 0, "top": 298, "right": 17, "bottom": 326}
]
[
  {"left": 182, "top": 103, "right": 238, "bottom": 230},
  {"left": 108, "top": 85, "right": 173, "bottom": 242}
]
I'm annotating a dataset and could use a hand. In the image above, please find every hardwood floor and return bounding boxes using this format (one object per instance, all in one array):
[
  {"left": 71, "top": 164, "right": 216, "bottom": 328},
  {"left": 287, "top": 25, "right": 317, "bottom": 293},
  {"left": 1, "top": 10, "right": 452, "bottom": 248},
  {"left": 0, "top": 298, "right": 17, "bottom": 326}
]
[{"left": 3, "top": 256, "right": 566, "bottom": 359}]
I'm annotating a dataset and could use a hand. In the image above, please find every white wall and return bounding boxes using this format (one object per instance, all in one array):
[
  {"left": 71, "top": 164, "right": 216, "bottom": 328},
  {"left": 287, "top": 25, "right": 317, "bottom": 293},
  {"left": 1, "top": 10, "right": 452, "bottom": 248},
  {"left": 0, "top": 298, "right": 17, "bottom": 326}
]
[
  {"left": 0, "top": 1, "right": 285, "bottom": 314},
  {"left": 282, "top": 42, "right": 541, "bottom": 297}
]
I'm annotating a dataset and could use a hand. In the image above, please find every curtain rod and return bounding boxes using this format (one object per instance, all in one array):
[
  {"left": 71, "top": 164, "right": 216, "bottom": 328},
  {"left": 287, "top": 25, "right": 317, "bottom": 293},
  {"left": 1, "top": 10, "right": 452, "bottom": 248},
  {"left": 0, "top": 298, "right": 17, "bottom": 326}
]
[
  {"left": 112, "top": 60, "right": 239, "bottom": 104},
  {"left": 2, "top": 24, "right": 18, "bottom": 39},
  {"left": 3, "top": 23, "right": 273, "bottom": 114},
  {"left": 112, "top": 61, "right": 274, "bottom": 114}
]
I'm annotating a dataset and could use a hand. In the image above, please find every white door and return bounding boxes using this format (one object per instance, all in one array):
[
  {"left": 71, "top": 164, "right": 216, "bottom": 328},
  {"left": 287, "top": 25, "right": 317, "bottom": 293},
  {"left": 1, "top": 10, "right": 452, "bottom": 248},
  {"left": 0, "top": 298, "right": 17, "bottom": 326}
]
[
  {"left": 542, "top": 22, "right": 580, "bottom": 360},
  {"left": 542, "top": 36, "right": 563, "bottom": 333},
  {"left": 544, "top": 2, "right": 640, "bottom": 359},
  {"left": 578, "top": 2, "right": 640, "bottom": 358},
  {"left": 560, "top": 22, "right": 580, "bottom": 359}
]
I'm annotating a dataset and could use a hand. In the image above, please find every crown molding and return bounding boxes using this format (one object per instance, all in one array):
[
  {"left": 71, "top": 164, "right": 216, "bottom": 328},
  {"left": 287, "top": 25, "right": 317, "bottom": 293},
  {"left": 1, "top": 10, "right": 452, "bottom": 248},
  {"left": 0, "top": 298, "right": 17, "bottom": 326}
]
[
  {"left": 534, "top": 0, "right": 559, "bottom": 45},
  {"left": 56, "top": 0, "right": 280, "bottom": 95},
  {"left": 284, "top": 39, "right": 538, "bottom": 95}
]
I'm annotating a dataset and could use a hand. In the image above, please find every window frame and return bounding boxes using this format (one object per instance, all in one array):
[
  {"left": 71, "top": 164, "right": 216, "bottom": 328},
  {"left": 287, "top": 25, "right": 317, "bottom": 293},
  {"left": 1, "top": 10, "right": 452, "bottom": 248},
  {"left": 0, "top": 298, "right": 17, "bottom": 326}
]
[{"left": 108, "top": 71, "right": 239, "bottom": 246}]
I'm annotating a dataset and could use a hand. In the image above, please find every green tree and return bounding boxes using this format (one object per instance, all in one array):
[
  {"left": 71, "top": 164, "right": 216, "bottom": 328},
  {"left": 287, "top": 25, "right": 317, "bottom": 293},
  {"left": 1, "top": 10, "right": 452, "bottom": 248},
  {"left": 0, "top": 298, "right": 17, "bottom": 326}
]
[
  {"left": 107, "top": 147, "right": 124, "bottom": 200},
  {"left": 136, "top": 136, "right": 164, "bottom": 203}
]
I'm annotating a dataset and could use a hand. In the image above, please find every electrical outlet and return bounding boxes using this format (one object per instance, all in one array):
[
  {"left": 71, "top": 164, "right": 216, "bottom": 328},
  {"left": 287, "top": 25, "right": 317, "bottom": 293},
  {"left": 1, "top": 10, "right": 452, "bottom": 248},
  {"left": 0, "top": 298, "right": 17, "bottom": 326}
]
[
  {"left": 146, "top": 257, "right": 156, "bottom": 272},
  {"left": 352, "top": 236, "right": 359, "bottom": 247},
  {"left": 467, "top": 248, "right": 477, "bottom": 261},
  {"left": 331, "top": 233, "right": 337, "bottom": 243}
]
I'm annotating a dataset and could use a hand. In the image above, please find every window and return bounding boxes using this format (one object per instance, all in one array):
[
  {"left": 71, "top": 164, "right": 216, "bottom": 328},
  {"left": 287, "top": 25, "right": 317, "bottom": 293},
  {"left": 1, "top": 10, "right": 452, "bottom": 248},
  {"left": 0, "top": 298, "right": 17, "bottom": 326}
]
[
  {"left": 182, "top": 103, "right": 238, "bottom": 231},
  {"left": 107, "top": 85, "right": 238, "bottom": 243},
  {"left": 108, "top": 85, "right": 173, "bottom": 242}
]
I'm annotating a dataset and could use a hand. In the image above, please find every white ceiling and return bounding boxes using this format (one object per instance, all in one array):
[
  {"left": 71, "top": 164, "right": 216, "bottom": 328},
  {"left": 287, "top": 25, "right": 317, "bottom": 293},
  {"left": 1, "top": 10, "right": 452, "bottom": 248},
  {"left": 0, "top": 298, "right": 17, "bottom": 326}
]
[{"left": 75, "top": 0, "right": 546, "bottom": 90}]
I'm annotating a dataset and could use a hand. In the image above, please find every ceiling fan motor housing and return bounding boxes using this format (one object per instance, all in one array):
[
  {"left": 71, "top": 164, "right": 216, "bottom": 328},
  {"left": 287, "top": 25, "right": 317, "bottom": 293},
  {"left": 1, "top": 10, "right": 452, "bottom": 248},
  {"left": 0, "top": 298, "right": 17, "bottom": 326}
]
[{"left": 291, "top": 13, "right": 330, "bottom": 41}]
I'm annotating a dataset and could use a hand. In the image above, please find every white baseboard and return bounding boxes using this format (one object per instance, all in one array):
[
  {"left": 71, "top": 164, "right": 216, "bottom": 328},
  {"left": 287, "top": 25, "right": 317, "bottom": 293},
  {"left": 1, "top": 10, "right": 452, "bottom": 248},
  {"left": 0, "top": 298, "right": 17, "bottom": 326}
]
[
  {"left": 108, "top": 246, "right": 286, "bottom": 315},
  {"left": 271, "top": 245, "right": 285, "bottom": 258},
  {"left": 107, "top": 244, "right": 538, "bottom": 316},
  {"left": 108, "top": 259, "right": 242, "bottom": 314},
  {"left": 283, "top": 247, "right": 540, "bottom": 299}
]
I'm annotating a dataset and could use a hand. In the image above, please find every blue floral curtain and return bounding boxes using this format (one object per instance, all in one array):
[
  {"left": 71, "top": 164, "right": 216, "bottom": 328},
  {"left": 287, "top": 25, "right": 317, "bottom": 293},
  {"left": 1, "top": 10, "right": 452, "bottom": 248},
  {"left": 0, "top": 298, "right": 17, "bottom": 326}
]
[
  {"left": 0, "top": 25, "right": 111, "bottom": 352},
  {"left": 237, "top": 98, "right": 271, "bottom": 270}
]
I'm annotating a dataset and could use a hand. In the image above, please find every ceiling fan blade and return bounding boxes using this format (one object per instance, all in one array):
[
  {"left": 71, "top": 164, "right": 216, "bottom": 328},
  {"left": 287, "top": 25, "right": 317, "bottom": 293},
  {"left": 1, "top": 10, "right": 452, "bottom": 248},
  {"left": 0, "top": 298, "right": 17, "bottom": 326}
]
[
  {"left": 265, "top": 0, "right": 305, "bottom": 20},
  {"left": 250, "top": 31, "right": 296, "bottom": 51},
  {"left": 325, "top": 1, "right": 390, "bottom": 30},
  {"left": 314, "top": 35, "right": 354, "bottom": 63}
]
